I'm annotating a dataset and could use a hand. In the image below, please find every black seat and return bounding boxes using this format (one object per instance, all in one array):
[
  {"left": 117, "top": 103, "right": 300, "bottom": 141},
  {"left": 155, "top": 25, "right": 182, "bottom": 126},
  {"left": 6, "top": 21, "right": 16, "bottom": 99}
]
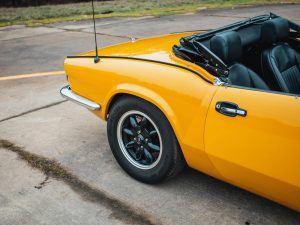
[
  {"left": 210, "top": 31, "right": 269, "bottom": 90},
  {"left": 261, "top": 17, "right": 300, "bottom": 94}
]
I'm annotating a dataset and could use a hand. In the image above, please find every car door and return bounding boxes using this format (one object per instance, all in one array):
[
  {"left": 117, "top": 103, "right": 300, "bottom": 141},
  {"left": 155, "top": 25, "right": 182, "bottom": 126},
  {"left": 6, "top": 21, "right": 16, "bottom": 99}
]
[{"left": 204, "top": 85, "right": 300, "bottom": 210}]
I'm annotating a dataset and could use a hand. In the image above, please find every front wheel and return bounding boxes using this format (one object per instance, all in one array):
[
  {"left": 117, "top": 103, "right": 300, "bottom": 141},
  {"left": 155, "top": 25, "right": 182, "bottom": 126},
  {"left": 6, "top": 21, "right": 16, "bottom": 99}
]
[{"left": 107, "top": 96, "right": 185, "bottom": 184}]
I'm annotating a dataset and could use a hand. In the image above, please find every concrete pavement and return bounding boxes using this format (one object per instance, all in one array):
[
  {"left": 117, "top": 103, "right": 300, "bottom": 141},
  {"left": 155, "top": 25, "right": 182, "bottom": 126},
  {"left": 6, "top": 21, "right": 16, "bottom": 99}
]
[
  {"left": 0, "top": 149, "right": 125, "bottom": 225},
  {"left": 1, "top": 4, "right": 300, "bottom": 225}
]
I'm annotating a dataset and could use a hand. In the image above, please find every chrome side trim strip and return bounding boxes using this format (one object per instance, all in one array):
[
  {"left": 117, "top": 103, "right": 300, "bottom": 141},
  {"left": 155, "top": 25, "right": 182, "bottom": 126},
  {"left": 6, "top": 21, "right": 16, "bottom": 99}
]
[{"left": 60, "top": 85, "right": 100, "bottom": 110}]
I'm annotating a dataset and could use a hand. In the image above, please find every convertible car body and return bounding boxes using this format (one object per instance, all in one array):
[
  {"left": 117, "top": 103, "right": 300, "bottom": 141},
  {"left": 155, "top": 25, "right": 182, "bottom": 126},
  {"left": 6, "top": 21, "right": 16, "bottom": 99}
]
[{"left": 61, "top": 14, "right": 300, "bottom": 212}]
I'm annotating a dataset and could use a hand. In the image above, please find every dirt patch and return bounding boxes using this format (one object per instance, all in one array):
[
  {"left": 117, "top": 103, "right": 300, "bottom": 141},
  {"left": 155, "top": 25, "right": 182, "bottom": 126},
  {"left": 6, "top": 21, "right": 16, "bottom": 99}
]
[
  {"left": 0, "top": 139, "right": 160, "bottom": 225},
  {"left": 34, "top": 175, "right": 50, "bottom": 189}
]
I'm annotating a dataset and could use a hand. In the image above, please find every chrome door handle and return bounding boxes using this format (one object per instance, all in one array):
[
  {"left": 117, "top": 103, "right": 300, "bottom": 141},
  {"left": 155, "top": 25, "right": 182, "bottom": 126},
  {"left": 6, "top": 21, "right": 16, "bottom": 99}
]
[{"left": 215, "top": 101, "right": 247, "bottom": 117}]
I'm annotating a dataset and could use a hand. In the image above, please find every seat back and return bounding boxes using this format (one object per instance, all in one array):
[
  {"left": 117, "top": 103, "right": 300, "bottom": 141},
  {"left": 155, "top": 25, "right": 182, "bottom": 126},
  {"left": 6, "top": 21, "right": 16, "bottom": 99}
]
[
  {"left": 210, "top": 31, "right": 269, "bottom": 90},
  {"left": 261, "top": 18, "right": 300, "bottom": 94}
]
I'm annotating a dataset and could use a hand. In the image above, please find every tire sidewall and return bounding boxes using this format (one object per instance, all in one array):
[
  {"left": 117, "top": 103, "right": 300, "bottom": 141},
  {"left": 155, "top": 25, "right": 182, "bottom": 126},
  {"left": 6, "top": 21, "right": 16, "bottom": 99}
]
[{"left": 107, "top": 96, "right": 177, "bottom": 183}]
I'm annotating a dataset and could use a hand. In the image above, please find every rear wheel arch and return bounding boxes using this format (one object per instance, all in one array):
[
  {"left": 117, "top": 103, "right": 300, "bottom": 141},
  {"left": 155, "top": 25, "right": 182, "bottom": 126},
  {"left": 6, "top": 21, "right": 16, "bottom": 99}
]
[
  {"left": 106, "top": 93, "right": 183, "bottom": 150},
  {"left": 106, "top": 93, "right": 126, "bottom": 119},
  {"left": 105, "top": 91, "right": 181, "bottom": 140},
  {"left": 107, "top": 93, "right": 166, "bottom": 115},
  {"left": 107, "top": 93, "right": 175, "bottom": 131}
]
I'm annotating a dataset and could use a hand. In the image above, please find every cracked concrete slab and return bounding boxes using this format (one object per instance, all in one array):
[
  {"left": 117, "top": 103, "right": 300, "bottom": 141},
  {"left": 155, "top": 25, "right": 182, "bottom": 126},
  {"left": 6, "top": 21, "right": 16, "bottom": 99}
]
[
  {"left": 0, "top": 102, "right": 299, "bottom": 225},
  {"left": 0, "top": 100, "right": 66, "bottom": 123},
  {"left": 0, "top": 26, "right": 63, "bottom": 41},
  {"left": 0, "top": 32, "right": 127, "bottom": 76},
  {"left": 1, "top": 4, "right": 299, "bottom": 76},
  {"left": 49, "top": 16, "right": 155, "bottom": 31},
  {"left": 0, "top": 75, "right": 66, "bottom": 121},
  {"left": 0, "top": 149, "right": 124, "bottom": 225},
  {"left": 81, "top": 15, "right": 240, "bottom": 38},
  {"left": 1, "top": 4, "right": 300, "bottom": 225},
  {"left": 53, "top": 4, "right": 300, "bottom": 38},
  {"left": 200, "top": 4, "right": 300, "bottom": 23},
  {"left": 0, "top": 140, "right": 159, "bottom": 225}
]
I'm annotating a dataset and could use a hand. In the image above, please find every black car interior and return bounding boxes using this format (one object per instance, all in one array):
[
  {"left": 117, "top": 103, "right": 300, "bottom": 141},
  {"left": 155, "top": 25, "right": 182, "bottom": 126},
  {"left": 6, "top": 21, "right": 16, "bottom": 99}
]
[
  {"left": 210, "top": 31, "right": 269, "bottom": 90},
  {"left": 261, "top": 18, "right": 300, "bottom": 94},
  {"left": 173, "top": 14, "right": 300, "bottom": 95}
]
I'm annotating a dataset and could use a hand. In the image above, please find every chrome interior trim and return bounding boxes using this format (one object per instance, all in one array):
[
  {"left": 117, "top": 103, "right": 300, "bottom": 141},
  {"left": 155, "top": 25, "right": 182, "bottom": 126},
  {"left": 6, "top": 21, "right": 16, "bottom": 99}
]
[
  {"left": 60, "top": 85, "right": 100, "bottom": 110},
  {"left": 214, "top": 77, "right": 225, "bottom": 86}
]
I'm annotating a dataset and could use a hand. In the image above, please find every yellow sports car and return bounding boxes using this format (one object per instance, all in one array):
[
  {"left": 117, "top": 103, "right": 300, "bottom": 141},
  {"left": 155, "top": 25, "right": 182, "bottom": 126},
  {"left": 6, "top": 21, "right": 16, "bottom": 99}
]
[{"left": 61, "top": 14, "right": 300, "bottom": 212}]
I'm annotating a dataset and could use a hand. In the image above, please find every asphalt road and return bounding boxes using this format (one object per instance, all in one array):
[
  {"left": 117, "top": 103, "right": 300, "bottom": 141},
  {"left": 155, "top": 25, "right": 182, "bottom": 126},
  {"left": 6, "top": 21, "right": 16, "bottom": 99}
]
[{"left": 1, "top": 4, "right": 300, "bottom": 225}]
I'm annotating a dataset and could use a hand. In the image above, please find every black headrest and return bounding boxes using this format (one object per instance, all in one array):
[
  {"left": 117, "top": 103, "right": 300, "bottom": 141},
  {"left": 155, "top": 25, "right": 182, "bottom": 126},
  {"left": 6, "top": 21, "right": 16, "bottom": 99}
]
[
  {"left": 261, "top": 17, "right": 289, "bottom": 45},
  {"left": 210, "top": 31, "right": 242, "bottom": 66}
]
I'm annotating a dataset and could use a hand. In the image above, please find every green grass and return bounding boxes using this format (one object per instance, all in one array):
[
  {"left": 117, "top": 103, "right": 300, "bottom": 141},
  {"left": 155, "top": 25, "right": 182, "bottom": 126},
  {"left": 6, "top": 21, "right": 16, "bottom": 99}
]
[{"left": 0, "top": 0, "right": 299, "bottom": 27}]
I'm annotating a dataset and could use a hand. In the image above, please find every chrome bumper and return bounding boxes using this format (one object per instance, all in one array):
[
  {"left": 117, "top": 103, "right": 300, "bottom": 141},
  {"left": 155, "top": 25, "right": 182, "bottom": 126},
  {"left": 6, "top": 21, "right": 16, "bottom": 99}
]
[{"left": 60, "top": 85, "right": 100, "bottom": 110}]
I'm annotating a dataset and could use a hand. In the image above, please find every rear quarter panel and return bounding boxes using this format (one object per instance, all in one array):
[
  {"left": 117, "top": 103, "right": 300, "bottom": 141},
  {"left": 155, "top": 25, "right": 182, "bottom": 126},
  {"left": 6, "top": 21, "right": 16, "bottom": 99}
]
[{"left": 64, "top": 57, "right": 221, "bottom": 177}]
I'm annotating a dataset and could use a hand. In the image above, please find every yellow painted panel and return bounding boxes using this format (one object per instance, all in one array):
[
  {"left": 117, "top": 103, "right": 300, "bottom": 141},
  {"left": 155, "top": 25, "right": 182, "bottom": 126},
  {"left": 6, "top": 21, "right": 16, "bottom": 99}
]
[{"left": 205, "top": 86, "right": 300, "bottom": 211}]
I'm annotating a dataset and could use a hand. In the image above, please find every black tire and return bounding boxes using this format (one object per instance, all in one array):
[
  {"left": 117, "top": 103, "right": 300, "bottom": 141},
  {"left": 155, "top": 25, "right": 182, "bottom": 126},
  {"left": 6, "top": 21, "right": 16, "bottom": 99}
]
[{"left": 107, "top": 95, "right": 185, "bottom": 184}]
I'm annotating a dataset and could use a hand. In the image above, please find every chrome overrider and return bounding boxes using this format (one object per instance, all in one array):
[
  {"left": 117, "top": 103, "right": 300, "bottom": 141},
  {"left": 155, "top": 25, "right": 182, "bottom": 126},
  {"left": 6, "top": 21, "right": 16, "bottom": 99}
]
[{"left": 60, "top": 85, "right": 101, "bottom": 110}]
